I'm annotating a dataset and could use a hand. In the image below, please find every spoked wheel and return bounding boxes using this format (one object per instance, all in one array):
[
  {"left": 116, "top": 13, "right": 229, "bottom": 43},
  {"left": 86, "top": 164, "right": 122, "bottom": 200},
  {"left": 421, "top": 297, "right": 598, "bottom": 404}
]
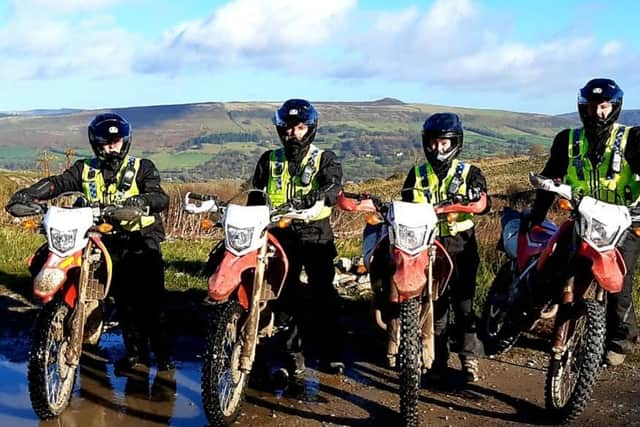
[
  {"left": 545, "top": 299, "right": 605, "bottom": 424},
  {"left": 201, "top": 301, "right": 250, "bottom": 427},
  {"left": 28, "top": 299, "right": 78, "bottom": 419},
  {"left": 398, "top": 297, "right": 421, "bottom": 427},
  {"left": 481, "top": 261, "right": 521, "bottom": 356}
]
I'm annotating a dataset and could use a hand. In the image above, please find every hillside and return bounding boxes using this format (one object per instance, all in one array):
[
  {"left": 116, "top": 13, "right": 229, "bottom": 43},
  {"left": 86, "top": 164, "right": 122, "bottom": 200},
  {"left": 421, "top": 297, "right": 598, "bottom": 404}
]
[{"left": 2, "top": 100, "right": 634, "bottom": 181}]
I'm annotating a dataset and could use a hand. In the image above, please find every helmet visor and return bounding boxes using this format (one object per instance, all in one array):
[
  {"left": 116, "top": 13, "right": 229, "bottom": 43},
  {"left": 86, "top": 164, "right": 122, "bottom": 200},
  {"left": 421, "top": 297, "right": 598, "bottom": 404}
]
[
  {"left": 578, "top": 83, "right": 623, "bottom": 105},
  {"left": 91, "top": 120, "right": 130, "bottom": 145},
  {"left": 273, "top": 106, "right": 318, "bottom": 128}
]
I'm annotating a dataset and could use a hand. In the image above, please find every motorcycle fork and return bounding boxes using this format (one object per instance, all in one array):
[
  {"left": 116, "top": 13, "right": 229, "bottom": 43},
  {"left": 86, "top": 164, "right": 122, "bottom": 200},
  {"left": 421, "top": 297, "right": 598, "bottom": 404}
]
[
  {"left": 64, "top": 242, "right": 93, "bottom": 367},
  {"left": 551, "top": 277, "right": 598, "bottom": 358},
  {"left": 419, "top": 246, "right": 436, "bottom": 370},
  {"left": 239, "top": 235, "right": 269, "bottom": 372}
]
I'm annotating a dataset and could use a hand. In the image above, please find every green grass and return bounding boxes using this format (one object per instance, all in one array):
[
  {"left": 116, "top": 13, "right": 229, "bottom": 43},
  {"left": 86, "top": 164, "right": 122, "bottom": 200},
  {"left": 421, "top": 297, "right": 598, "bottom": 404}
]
[
  {"left": 0, "top": 226, "right": 45, "bottom": 289},
  {"left": 148, "top": 143, "right": 261, "bottom": 171},
  {"left": 162, "top": 238, "right": 214, "bottom": 291}
]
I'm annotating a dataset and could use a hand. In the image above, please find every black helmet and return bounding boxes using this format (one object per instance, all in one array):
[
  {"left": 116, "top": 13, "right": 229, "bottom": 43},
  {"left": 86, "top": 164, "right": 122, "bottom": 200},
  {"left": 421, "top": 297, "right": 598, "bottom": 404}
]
[
  {"left": 88, "top": 112, "right": 132, "bottom": 163},
  {"left": 578, "top": 78, "right": 623, "bottom": 133},
  {"left": 273, "top": 99, "right": 318, "bottom": 156},
  {"left": 422, "top": 112, "right": 463, "bottom": 168}
]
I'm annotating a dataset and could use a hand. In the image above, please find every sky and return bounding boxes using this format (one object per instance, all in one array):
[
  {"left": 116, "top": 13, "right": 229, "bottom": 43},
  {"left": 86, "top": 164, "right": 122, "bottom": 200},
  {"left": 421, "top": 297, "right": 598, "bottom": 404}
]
[{"left": 0, "top": 0, "right": 639, "bottom": 114}]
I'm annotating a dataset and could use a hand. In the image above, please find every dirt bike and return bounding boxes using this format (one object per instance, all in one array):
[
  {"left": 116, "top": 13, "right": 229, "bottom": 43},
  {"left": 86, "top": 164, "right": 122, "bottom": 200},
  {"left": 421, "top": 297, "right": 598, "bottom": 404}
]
[
  {"left": 483, "top": 173, "right": 638, "bottom": 423},
  {"left": 6, "top": 195, "right": 147, "bottom": 419},
  {"left": 337, "top": 190, "right": 488, "bottom": 427},
  {"left": 481, "top": 206, "right": 558, "bottom": 355},
  {"left": 183, "top": 191, "right": 326, "bottom": 427}
]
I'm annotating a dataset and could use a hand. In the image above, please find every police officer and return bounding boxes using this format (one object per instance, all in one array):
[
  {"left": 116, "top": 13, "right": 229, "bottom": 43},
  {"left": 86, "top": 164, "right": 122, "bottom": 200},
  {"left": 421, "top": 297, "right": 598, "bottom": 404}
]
[
  {"left": 248, "top": 99, "right": 344, "bottom": 383},
  {"left": 401, "top": 112, "right": 490, "bottom": 382},
  {"left": 7, "top": 112, "right": 174, "bottom": 371},
  {"left": 530, "top": 78, "right": 640, "bottom": 366}
]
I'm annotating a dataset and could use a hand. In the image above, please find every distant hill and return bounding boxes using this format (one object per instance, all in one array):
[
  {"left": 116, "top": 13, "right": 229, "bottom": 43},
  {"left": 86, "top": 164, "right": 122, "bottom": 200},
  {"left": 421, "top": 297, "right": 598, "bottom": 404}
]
[
  {"left": 0, "top": 100, "right": 578, "bottom": 181},
  {"left": 555, "top": 109, "right": 640, "bottom": 126}
]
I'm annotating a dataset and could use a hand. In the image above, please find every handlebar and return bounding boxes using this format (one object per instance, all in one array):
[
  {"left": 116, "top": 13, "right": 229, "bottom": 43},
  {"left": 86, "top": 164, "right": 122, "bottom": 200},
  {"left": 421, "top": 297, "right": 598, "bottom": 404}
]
[
  {"left": 337, "top": 190, "right": 488, "bottom": 215},
  {"left": 183, "top": 192, "right": 223, "bottom": 214}
]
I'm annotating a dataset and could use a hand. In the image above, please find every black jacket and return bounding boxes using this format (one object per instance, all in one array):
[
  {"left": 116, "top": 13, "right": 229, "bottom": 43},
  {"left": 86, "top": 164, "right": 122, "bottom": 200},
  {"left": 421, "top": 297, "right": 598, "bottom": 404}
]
[
  {"left": 249, "top": 148, "right": 343, "bottom": 243},
  {"left": 20, "top": 158, "right": 169, "bottom": 242},
  {"left": 531, "top": 126, "right": 640, "bottom": 224}
]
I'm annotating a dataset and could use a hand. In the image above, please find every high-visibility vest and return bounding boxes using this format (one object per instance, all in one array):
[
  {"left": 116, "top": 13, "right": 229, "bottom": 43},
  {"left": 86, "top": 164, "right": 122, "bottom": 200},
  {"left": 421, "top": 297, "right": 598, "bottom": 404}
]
[
  {"left": 412, "top": 159, "right": 474, "bottom": 237},
  {"left": 566, "top": 124, "right": 640, "bottom": 205},
  {"left": 266, "top": 144, "right": 332, "bottom": 220},
  {"left": 81, "top": 156, "right": 156, "bottom": 230}
]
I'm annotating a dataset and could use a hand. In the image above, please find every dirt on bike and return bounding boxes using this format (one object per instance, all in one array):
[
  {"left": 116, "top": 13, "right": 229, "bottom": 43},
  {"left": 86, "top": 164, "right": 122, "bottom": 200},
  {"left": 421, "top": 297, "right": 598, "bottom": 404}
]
[
  {"left": 337, "top": 190, "right": 487, "bottom": 427},
  {"left": 481, "top": 173, "right": 639, "bottom": 423},
  {"left": 6, "top": 194, "right": 147, "bottom": 419},
  {"left": 183, "top": 191, "right": 327, "bottom": 427}
]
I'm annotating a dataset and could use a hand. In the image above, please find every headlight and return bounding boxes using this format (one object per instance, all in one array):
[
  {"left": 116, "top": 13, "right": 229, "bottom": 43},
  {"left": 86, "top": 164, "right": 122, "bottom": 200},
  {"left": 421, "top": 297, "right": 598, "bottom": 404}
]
[
  {"left": 396, "top": 225, "right": 428, "bottom": 252},
  {"left": 50, "top": 228, "right": 78, "bottom": 253},
  {"left": 226, "top": 226, "right": 254, "bottom": 252},
  {"left": 586, "top": 217, "right": 620, "bottom": 248}
]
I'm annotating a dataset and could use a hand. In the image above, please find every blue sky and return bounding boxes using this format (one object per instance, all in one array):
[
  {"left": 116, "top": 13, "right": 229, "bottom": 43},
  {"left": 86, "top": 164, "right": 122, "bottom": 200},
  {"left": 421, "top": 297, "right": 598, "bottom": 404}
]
[{"left": 1, "top": 0, "right": 639, "bottom": 114}]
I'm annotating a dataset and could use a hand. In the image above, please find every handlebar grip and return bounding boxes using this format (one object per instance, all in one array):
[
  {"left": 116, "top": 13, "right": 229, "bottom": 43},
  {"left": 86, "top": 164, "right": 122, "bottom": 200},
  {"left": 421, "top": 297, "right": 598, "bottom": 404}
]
[
  {"left": 342, "top": 191, "right": 365, "bottom": 199},
  {"left": 188, "top": 192, "right": 215, "bottom": 202}
]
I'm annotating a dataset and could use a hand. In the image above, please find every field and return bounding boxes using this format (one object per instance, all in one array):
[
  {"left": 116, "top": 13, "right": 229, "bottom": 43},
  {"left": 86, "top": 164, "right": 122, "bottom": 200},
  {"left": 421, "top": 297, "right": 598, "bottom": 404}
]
[{"left": 0, "top": 99, "right": 587, "bottom": 181}]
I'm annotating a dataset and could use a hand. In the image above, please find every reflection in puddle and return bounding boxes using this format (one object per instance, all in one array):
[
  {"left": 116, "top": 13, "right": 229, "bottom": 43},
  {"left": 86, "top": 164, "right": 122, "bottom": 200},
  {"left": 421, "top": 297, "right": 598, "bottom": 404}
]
[{"left": 0, "top": 334, "right": 206, "bottom": 427}]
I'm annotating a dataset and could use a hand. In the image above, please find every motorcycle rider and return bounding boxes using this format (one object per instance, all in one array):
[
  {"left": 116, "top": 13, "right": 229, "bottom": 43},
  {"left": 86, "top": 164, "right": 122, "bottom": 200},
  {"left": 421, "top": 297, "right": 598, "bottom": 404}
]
[
  {"left": 401, "top": 112, "right": 490, "bottom": 383},
  {"left": 529, "top": 78, "right": 640, "bottom": 366},
  {"left": 247, "top": 99, "right": 344, "bottom": 383},
  {"left": 6, "top": 112, "right": 174, "bottom": 371}
]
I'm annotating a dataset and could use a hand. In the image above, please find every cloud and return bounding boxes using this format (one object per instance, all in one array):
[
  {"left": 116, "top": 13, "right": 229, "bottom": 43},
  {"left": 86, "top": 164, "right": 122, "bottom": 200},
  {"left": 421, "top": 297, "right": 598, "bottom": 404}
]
[
  {"left": 0, "top": 1, "right": 137, "bottom": 79},
  {"left": 136, "top": 0, "right": 356, "bottom": 73},
  {"left": 333, "top": 0, "right": 640, "bottom": 93}
]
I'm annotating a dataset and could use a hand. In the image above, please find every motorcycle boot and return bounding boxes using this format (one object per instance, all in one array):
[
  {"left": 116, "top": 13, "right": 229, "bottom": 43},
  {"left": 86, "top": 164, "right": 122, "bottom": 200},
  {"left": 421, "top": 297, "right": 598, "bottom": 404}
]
[
  {"left": 605, "top": 350, "right": 626, "bottom": 366},
  {"left": 459, "top": 355, "right": 480, "bottom": 383},
  {"left": 151, "top": 312, "right": 175, "bottom": 371},
  {"left": 116, "top": 329, "right": 150, "bottom": 374}
]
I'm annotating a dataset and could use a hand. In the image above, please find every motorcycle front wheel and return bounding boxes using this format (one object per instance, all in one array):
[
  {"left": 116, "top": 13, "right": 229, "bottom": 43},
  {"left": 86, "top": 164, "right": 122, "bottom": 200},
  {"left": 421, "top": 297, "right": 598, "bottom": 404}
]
[
  {"left": 481, "top": 261, "right": 521, "bottom": 356},
  {"left": 201, "top": 300, "right": 250, "bottom": 427},
  {"left": 398, "top": 297, "right": 421, "bottom": 427},
  {"left": 545, "top": 298, "right": 605, "bottom": 423},
  {"left": 28, "top": 299, "right": 78, "bottom": 419}
]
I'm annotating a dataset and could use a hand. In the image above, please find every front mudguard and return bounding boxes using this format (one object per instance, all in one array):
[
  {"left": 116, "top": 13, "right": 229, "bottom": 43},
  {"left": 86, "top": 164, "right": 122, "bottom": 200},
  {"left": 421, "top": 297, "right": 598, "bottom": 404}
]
[
  {"left": 577, "top": 242, "right": 626, "bottom": 294},
  {"left": 208, "top": 234, "right": 288, "bottom": 309},
  {"left": 32, "top": 251, "right": 83, "bottom": 305},
  {"left": 208, "top": 249, "right": 258, "bottom": 309}
]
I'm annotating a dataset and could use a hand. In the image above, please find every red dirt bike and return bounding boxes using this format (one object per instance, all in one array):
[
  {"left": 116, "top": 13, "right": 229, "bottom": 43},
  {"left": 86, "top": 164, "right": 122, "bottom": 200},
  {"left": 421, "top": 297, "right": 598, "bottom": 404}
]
[
  {"left": 337, "top": 190, "right": 487, "bottom": 427},
  {"left": 5, "top": 194, "right": 146, "bottom": 419},
  {"left": 183, "top": 191, "right": 327, "bottom": 427},
  {"left": 482, "top": 173, "right": 638, "bottom": 423},
  {"left": 481, "top": 206, "right": 558, "bottom": 356}
]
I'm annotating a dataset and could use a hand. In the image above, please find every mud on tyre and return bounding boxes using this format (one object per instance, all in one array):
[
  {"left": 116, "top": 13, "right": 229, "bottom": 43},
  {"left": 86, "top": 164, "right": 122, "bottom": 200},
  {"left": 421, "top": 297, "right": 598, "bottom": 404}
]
[
  {"left": 545, "top": 298, "right": 605, "bottom": 424},
  {"left": 28, "top": 299, "right": 78, "bottom": 419},
  {"left": 201, "top": 301, "right": 249, "bottom": 426}
]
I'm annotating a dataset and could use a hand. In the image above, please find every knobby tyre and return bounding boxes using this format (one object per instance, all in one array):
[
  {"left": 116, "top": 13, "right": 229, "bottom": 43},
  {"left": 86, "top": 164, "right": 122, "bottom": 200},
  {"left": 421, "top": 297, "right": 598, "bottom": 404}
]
[
  {"left": 481, "top": 261, "right": 520, "bottom": 356},
  {"left": 398, "top": 297, "right": 421, "bottom": 427},
  {"left": 201, "top": 301, "right": 249, "bottom": 426},
  {"left": 28, "top": 299, "right": 77, "bottom": 419},
  {"left": 545, "top": 298, "right": 605, "bottom": 424}
]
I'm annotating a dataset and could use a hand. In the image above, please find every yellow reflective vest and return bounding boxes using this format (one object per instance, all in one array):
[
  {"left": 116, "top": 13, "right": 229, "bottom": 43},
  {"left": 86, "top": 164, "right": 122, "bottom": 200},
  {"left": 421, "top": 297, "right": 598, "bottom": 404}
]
[
  {"left": 565, "top": 125, "right": 640, "bottom": 205},
  {"left": 266, "top": 144, "right": 332, "bottom": 221},
  {"left": 81, "top": 156, "right": 156, "bottom": 231},
  {"left": 412, "top": 159, "right": 474, "bottom": 237}
]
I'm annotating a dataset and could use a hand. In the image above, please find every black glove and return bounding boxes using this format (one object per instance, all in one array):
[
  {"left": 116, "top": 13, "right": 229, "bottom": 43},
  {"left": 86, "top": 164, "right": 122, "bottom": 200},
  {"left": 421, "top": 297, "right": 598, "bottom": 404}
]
[
  {"left": 124, "top": 195, "right": 149, "bottom": 209},
  {"left": 9, "top": 190, "right": 34, "bottom": 205},
  {"left": 291, "top": 190, "right": 322, "bottom": 209},
  {"left": 467, "top": 187, "right": 482, "bottom": 202}
]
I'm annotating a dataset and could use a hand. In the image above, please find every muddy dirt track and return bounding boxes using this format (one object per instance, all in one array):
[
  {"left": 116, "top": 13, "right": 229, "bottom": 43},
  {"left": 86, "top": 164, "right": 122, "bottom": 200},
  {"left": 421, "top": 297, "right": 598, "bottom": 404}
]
[{"left": 1, "top": 283, "right": 639, "bottom": 427}]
